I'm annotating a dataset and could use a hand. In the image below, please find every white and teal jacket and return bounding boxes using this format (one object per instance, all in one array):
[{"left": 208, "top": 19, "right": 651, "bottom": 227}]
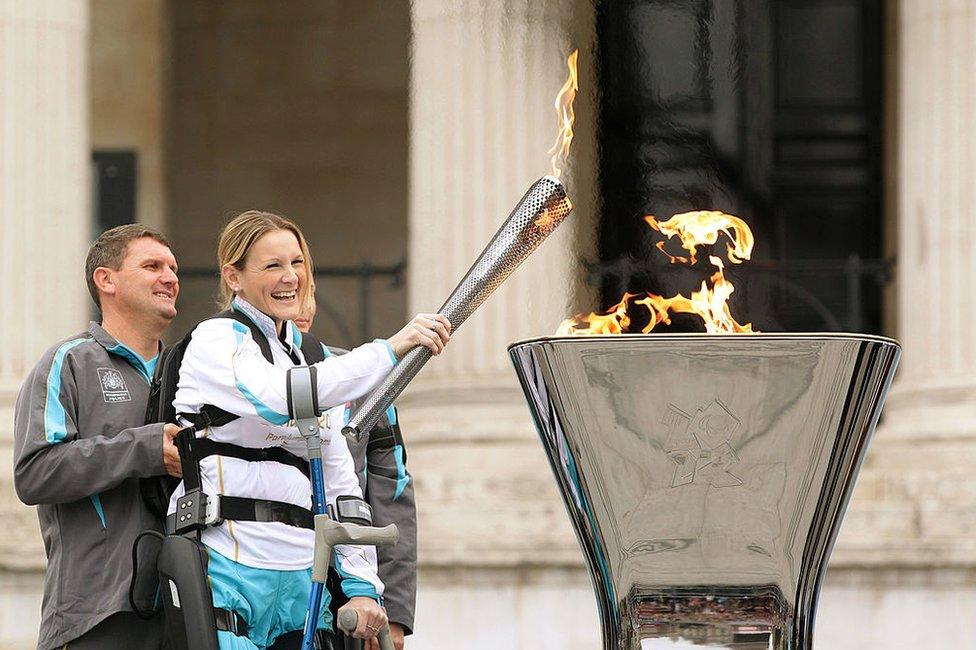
[{"left": 168, "top": 297, "right": 396, "bottom": 600}]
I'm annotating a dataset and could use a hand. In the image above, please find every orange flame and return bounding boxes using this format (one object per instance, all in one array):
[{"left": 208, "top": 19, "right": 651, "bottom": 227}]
[
  {"left": 548, "top": 49, "right": 579, "bottom": 180},
  {"left": 559, "top": 211, "right": 757, "bottom": 335},
  {"left": 634, "top": 256, "right": 754, "bottom": 334},
  {"left": 556, "top": 292, "right": 636, "bottom": 336},
  {"left": 645, "top": 211, "right": 754, "bottom": 265}
]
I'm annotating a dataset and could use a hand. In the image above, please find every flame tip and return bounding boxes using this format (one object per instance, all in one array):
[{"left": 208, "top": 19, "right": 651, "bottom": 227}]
[{"left": 548, "top": 49, "right": 580, "bottom": 180}]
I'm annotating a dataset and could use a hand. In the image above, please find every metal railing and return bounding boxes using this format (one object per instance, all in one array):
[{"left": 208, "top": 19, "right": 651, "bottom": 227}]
[
  {"left": 736, "top": 255, "right": 894, "bottom": 333},
  {"left": 180, "top": 254, "right": 893, "bottom": 341},
  {"left": 587, "top": 254, "right": 895, "bottom": 334}
]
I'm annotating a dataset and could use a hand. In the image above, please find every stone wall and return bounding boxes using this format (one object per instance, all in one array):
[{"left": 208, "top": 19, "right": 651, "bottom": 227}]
[
  {"left": 90, "top": 0, "right": 169, "bottom": 231},
  {"left": 165, "top": 0, "right": 411, "bottom": 345}
]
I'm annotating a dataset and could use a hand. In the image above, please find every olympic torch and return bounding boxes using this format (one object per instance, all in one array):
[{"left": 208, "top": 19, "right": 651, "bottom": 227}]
[
  {"left": 343, "top": 49, "right": 579, "bottom": 440},
  {"left": 342, "top": 175, "right": 573, "bottom": 440}
]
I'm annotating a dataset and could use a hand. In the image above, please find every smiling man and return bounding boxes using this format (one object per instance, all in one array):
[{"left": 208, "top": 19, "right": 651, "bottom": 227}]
[{"left": 13, "top": 225, "right": 183, "bottom": 649}]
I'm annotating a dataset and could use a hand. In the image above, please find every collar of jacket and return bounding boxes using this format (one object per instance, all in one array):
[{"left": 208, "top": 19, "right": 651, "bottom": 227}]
[
  {"left": 231, "top": 296, "right": 301, "bottom": 359},
  {"left": 87, "top": 321, "right": 161, "bottom": 382}
]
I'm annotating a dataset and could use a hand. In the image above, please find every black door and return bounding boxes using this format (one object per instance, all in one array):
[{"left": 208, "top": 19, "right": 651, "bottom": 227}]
[{"left": 595, "top": 0, "right": 886, "bottom": 333}]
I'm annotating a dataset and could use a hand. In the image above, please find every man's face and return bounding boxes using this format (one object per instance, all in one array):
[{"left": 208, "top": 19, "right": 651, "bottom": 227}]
[{"left": 109, "top": 237, "right": 180, "bottom": 322}]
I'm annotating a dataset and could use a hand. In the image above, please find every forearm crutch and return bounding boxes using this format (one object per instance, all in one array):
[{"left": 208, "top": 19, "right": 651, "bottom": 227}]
[
  {"left": 287, "top": 367, "right": 399, "bottom": 650},
  {"left": 286, "top": 366, "right": 330, "bottom": 650}
]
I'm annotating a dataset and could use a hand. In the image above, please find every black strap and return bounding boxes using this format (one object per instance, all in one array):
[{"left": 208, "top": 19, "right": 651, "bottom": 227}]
[
  {"left": 214, "top": 607, "right": 248, "bottom": 637},
  {"left": 190, "top": 438, "right": 310, "bottom": 478},
  {"left": 175, "top": 428, "right": 202, "bottom": 493},
  {"left": 165, "top": 496, "right": 314, "bottom": 532},
  {"left": 176, "top": 428, "right": 311, "bottom": 485},
  {"left": 219, "top": 496, "right": 314, "bottom": 529},
  {"left": 179, "top": 405, "right": 241, "bottom": 432},
  {"left": 220, "top": 308, "right": 274, "bottom": 363},
  {"left": 301, "top": 333, "right": 326, "bottom": 364}
]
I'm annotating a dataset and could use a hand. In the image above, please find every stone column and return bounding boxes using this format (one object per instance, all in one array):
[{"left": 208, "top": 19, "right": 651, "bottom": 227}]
[
  {"left": 818, "top": 13, "right": 976, "bottom": 648},
  {"left": 404, "top": 1, "right": 599, "bottom": 647},
  {"left": 0, "top": 0, "right": 90, "bottom": 589},
  {"left": 834, "top": 0, "right": 976, "bottom": 572}
]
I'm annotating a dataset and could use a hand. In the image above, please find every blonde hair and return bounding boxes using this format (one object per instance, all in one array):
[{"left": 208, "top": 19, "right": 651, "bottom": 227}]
[{"left": 216, "top": 210, "right": 315, "bottom": 316}]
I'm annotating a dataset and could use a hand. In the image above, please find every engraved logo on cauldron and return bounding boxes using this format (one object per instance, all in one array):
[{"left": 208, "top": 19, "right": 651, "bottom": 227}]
[{"left": 663, "top": 398, "right": 741, "bottom": 488}]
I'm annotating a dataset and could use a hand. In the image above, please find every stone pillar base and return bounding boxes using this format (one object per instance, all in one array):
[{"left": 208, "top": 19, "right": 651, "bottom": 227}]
[
  {"left": 837, "top": 382, "right": 976, "bottom": 567},
  {"left": 398, "top": 378, "right": 581, "bottom": 567}
]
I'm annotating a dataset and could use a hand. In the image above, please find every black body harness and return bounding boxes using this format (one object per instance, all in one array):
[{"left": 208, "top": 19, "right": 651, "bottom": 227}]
[{"left": 168, "top": 309, "right": 327, "bottom": 538}]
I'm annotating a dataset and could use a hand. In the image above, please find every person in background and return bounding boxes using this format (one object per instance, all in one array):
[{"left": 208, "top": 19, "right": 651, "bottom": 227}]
[{"left": 296, "top": 292, "right": 417, "bottom": 650}]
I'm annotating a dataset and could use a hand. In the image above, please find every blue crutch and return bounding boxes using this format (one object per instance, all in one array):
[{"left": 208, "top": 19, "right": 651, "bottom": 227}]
[
  {"left": 286, "top": 367, "right": 398, "bottom": 650},
  {"left": 285, "top": 365, "right": 329, "bottom": 650}
]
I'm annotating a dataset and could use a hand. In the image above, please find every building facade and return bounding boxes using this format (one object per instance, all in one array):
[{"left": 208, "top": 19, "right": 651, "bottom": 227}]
[{"left": 1, "top": 1, "right": 974, "bottom": 648}]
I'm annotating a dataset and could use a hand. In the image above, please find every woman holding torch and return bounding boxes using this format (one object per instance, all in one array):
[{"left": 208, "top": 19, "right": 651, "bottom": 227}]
[{"left": 167, "top": 210, "right": 450, "bottom": 649}]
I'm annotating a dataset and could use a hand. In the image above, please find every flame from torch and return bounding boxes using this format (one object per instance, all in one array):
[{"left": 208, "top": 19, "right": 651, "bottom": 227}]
[
  {"left": 549, "top": 49, "right": 579, "bottom": 180},
  {"left": 343, "top": 49, "right": 582, "bottom": 439}
]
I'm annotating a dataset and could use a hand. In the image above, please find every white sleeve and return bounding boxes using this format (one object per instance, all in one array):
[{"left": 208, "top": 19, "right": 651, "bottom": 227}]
[
  {"left": 323, "top": 428, "right": 384, "bottom": 599},
  {"left": 176, "top": 318, "right": 396, "bottom": 426}
]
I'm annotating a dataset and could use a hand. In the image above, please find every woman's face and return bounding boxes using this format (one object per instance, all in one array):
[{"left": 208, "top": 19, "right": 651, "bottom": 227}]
[{"left": 231, "top": 228, "right": 306, "bottom": 326}]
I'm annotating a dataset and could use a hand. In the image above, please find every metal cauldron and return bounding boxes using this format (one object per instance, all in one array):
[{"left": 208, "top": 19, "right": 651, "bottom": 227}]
[{"left": 509, "top": 334, "right": 900, "bottom": 649}]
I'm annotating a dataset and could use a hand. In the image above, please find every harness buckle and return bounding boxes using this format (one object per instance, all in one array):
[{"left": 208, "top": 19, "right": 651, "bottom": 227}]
[
  {"left": 195, "top": 409, "right": 212, "bottom": 430},
  {"left": 173, "top": 489, "right": 222, "bottom": 534}
]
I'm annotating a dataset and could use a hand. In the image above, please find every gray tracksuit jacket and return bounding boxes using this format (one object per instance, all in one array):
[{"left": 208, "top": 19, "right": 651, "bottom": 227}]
[
  {"left": 328, "top": 346, "right": 417, "bottom": 635},
  {"left": 13, "top": 323, "right": 167, "bottom": 650}
]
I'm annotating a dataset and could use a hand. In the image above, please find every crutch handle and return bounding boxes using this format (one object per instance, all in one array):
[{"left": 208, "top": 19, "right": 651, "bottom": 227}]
[
  {"left": 312, "top": 516, "right": 398, "bottom": 583},
  {"left": 337, "top": 609, "right": 395, "bottom": 650}
]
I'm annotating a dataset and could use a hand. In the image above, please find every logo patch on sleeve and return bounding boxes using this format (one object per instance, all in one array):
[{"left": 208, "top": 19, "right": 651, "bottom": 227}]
[{"left": 97, "top": 368, "right": 131, "bottom": 402}]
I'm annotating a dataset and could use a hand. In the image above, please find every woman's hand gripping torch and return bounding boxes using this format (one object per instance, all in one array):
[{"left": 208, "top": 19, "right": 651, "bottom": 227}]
[{"left": 342, "top": 175, "right": 574, "bottom": 441}]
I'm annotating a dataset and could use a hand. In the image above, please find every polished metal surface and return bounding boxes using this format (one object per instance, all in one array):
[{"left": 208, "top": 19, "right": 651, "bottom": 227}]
[
  {"left": 343, "top": 175, "right": 573, "bottom": 439},
  {"left": 509, "top": 334, "right": 900, "bottom": 649}
]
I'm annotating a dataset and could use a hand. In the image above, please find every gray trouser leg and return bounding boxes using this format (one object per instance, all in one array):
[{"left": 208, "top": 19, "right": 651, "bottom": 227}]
[{"left": 65, "top": 611, "right": 166, "bottom": 650}]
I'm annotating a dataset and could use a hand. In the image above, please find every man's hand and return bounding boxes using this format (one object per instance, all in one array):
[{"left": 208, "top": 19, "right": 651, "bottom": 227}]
[
  {"left": 365, "top": 622, "right": 405, "bottom": 650},
  {"left": 162, "top": 424, "right": 182, "bottom": 477},
  {"left": 389, "top": 623, "right": 405, "bottom": 650}
]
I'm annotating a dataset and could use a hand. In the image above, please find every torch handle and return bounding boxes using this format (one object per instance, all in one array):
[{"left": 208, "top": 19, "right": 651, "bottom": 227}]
[
  {"left": 343, "top": 345, "right": 432, "bottom": 440},
  {"left": 343, "top": 293, "right": 480, "bottom": 440}
]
